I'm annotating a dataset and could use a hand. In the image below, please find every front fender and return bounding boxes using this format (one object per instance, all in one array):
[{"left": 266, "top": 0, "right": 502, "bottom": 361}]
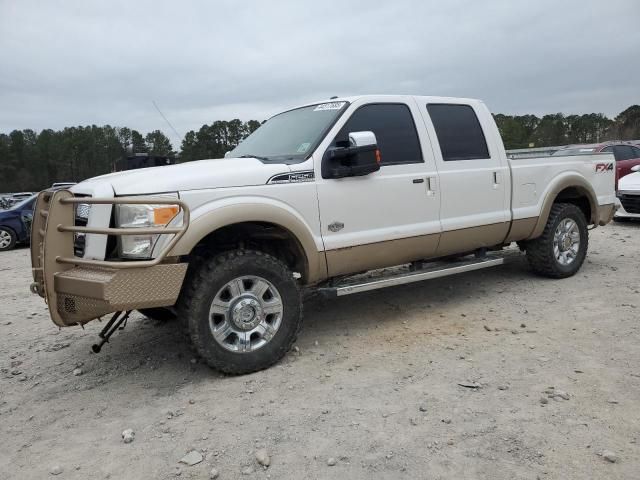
[{"left": 167, "top": 197, "right": 327, "bottom": 284}]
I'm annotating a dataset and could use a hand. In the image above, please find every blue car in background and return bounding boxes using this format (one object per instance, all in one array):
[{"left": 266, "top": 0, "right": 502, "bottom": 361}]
[{"left": 0, "top": 194, "right": 37, "bottom": 251}]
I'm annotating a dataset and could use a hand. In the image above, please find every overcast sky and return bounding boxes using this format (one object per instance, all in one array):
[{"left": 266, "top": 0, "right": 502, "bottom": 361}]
[{"left": 1, "top": 0, "right": 639, "bottom": 147}]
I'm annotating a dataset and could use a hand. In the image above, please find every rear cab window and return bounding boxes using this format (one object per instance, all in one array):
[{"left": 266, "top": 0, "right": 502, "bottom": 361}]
[{"left": 426, "top": 104, "right": 490, "bottom": 161}]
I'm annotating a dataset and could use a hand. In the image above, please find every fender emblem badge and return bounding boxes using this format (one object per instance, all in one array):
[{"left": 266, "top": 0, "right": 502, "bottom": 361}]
[{"left": 328, "top": 222, "right": 344, "bottom": 232}]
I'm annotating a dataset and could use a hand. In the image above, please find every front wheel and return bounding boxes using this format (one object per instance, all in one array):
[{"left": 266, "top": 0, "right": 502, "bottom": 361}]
[
  {"left": 525, "top": 203, "right": 588, "bottom": 278},
  {"left": 179, "top": 250, "right": 302, "bottom": 374}
]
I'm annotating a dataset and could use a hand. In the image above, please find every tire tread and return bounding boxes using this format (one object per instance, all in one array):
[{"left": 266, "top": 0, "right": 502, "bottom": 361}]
[
  {"left": 526, "top": 203, "right": 588, "bottom": 278},
  {"left": 178, "top": 249, "right": 302, "bottom": 375}
]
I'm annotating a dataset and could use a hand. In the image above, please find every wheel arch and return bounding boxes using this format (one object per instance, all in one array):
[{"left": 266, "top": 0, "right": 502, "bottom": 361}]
[
  {"left": 530, "top": 174, "right": 598, "bottom": 239},
  {"left": 0, "top": 223, "right": 18, "bottom": 235},
  {"left": 169, "top": 201, "right": 327, "bottom": 284}
]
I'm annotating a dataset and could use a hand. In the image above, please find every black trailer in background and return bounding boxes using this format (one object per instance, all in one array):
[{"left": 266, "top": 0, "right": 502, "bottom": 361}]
[{"left": 114, "top": 153, "right": 175, "bottom": 172}]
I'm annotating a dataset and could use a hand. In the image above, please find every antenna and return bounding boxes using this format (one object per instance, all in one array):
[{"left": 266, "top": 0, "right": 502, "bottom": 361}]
[{"left": 152, "top": 100, "right": 182, "bottom": 144}]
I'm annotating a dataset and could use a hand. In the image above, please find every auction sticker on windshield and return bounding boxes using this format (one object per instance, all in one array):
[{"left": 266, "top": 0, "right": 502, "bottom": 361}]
[
  {"left": 297, "top": 142, "right": 311, "bottom": 153},
  {"left": 314, "top": 102, "right": 346, "bottom": 111}
]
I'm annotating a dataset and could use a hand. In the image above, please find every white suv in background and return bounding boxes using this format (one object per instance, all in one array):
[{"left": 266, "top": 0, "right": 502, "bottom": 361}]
[{"left": 616, "top": 165, "right": 640, "bottom": 220}]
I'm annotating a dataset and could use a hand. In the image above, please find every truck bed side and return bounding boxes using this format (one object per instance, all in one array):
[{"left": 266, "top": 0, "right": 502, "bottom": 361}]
[{"left": 508, "top": 152, "right": 616, "bottom": 238}]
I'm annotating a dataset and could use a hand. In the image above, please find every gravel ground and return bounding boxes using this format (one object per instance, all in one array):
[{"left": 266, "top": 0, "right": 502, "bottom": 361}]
[{"left": 1, "top": 221, "right": 639, "bottom": 480}]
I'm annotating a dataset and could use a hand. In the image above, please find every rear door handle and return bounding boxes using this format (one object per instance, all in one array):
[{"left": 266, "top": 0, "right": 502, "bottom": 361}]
[{"left": 412, "top": 178, "right": 424, "bottom": 184}]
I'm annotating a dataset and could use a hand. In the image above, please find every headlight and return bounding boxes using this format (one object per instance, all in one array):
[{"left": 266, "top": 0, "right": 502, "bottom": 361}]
[{"left": 116, "top": 203, "right": 180, "bottom": 258}]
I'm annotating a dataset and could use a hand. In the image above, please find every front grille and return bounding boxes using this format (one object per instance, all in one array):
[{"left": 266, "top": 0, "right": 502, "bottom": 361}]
[
  {"left": 620, "top": 193, "right": 640, "bottom": 214},
  {"left": 74, "top": 196, "right": 91, "bottom": 257},
  {"left": 76, "top": 203, "right": 90, "bottom": 220}
]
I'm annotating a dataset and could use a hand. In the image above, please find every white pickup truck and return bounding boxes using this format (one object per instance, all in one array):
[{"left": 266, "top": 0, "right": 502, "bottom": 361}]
[{"left": 30, "top": 95, "right": 616, "bottom": 374}]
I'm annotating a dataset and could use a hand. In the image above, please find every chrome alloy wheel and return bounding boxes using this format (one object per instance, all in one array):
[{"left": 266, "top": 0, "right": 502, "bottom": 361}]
[
  {"left": 209, "top": 276, "right": 284, "bottom": 353},
  {"left": 553, "top": 218, "right": 580, "bottom": 266},
  {"left": 0, "top": 230, "right": 12, "bottom": 249}
]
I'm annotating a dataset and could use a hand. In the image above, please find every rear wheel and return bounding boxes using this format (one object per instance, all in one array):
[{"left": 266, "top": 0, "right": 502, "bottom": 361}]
[
  {"left": 525, "top": 203, "right": 588, "bottom": 278},
  {"left": 179, "top": 250, "right": 302, "bottom": 374},
  {"left": 0, "top": 227, "right": 17, "bottom": 252}
]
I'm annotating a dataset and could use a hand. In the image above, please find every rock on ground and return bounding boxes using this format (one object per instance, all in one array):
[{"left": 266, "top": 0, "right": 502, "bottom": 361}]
[
  {"left": 602, "top": 450, "right": 619, "bottom": 463},
  {"left": 255, "top": 448, "right": 271, "bottom": 467},
  {"left": 179, "top": 450, "right": 203, "bottom": 466},
  {"left": 49, "top": 465, "right": 63, "bottom": 476},
  {"left": 122, "top": 428, "right": 135, "bottom": 444}
]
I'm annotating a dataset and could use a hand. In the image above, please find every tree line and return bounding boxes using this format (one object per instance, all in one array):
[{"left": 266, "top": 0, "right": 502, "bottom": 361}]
[
  {"left": 0, "top": 120, "right": 260, "bottom": 192},
  {"left": 494, "top": 105, "right": 640, "bottom": 150},
  {"left": 1, "top": 106, "right": 639, "bottom": 192},
  {"left": 181, "top": 119, "right": 262, "bottom": 163}
]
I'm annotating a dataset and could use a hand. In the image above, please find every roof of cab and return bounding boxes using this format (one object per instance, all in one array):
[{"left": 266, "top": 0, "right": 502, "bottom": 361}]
[{"left": 290, "top": 94, "right": 484, "bottom": 111}]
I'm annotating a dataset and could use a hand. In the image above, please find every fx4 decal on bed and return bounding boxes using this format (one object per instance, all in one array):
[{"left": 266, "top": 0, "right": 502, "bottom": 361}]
[{"left": 595, "top": 163, "right": 614, "bottom": 173}]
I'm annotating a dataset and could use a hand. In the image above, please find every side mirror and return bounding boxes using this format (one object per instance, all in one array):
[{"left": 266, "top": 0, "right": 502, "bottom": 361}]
[
  {"left": 631, "top": 165, "right": 640, "bottom": 173},
  {"left": 224, "top": 151, "right": 231, "bottom": 158},
  {"left": 322, "top": 131, "right": 381, "bottom": 179}
]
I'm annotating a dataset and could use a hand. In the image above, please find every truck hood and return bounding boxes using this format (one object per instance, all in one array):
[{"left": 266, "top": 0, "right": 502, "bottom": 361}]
[
  {"left": 619, "top": 172, "right": 640, "bottom": 191},
  {"left": 72, "top": 157, "right": 291, "bottom": 196}
]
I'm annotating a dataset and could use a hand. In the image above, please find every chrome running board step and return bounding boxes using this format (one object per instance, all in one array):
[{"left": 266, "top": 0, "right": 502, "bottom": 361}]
[{"left": 317, "top": 255, "right": 507, "bottom": 298}]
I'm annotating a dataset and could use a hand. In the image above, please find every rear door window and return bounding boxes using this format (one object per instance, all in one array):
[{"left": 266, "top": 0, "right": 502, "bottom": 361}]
[{"left": 427, "top": 104, "right": 490, "bottom": 161}]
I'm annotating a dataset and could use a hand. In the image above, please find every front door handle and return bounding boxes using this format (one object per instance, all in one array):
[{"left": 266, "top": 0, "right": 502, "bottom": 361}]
[
  {"left": 412, "top": 178, "right": 424, "bottom": 184},
  {"left": 427, "top": 176, "right": 437, "bottom": 196}
]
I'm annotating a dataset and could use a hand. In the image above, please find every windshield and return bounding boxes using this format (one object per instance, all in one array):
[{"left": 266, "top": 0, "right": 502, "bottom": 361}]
[{"left": 228, "top": 101, "right": 348, "bottom": 163}]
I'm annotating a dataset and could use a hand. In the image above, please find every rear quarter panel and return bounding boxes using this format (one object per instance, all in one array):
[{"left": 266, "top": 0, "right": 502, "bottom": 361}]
[{"left": 508, "top": 152, "right": 616, "bottom": 222}]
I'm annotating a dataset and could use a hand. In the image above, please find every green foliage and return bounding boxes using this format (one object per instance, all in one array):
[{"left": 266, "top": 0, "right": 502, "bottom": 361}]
[
  {"left": 0, "top": 125, "right": 175, "bottom": 192},
  {"left": 179, "top": 119, "right": 258, "bottom": 162},
  {"left": 611, "top": 105, "right": 640, "bottom": 139},
  {"left": 493, "top": 110, "right": 629, "bottom": 150},
  {"left": 145, "top": 130, "right": 174, "bottom": 156}
]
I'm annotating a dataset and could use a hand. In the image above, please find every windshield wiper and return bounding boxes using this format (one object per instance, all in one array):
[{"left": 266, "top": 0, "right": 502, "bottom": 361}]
[{"left": 238, "top": 154, "right": 271, "bottom": 161}]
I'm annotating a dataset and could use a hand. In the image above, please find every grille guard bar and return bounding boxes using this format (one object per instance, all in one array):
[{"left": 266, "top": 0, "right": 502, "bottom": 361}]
[{"left": 55, "top": 195, "right": 190, "bottom": 268}]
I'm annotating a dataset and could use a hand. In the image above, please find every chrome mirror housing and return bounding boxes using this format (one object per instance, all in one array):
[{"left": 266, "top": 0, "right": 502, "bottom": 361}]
[{"left": 348, "top": 131, "right": 377, "bottom": 148}]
